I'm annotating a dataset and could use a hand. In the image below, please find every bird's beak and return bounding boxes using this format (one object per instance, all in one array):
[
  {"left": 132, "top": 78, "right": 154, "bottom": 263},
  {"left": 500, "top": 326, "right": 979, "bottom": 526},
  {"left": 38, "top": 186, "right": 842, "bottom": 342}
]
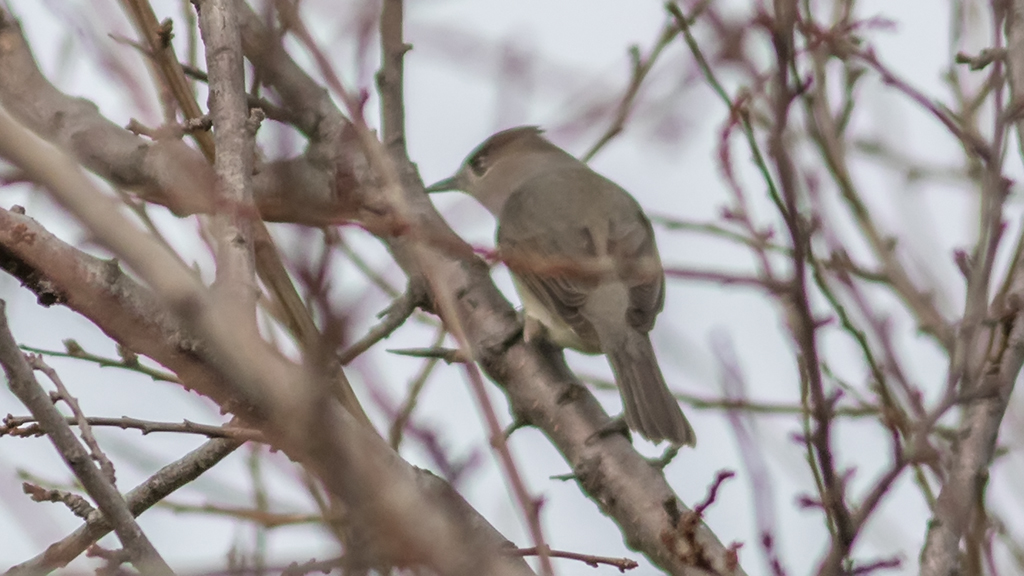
[{"left": 424, "top": 176, "right": 459, "bottom": 193}]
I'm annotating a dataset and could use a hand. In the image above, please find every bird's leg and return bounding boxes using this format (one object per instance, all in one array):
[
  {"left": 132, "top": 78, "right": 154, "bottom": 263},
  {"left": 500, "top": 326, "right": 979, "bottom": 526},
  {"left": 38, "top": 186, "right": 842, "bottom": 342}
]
[
  {"left": 488, "top": 307, "right": 543, "bottom": 356},
  {"left": 522, "top": 312, "right": 548, "bottom": 344}
]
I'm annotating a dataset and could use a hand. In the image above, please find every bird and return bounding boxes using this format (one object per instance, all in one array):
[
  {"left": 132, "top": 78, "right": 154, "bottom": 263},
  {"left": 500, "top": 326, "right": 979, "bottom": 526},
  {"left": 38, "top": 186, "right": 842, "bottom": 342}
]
[{"left": 426, "top": 126, "right": 695, "bottom": 446}]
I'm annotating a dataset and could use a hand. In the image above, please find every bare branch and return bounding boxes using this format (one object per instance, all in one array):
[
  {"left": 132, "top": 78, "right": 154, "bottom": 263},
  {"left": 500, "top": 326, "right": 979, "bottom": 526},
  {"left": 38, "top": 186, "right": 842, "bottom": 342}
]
[
  {"left": 198, "top": 0, "right": 260, "bottom": 315},
  {"left": 512, "top": 546, "right": 640, "bottom": 571},
  {"left": 338, "top": 289, "right": 421, "bottom": 364},
  {"left": 7, "top": 437, "right": 241, "bottom": 575},
  {"left": 919, "top": 4, "right": 1024, "bottom": 573},
  {"left": 26, "top": 355, "right": 118, "bottom": 484},
  {"left": 22, "top": 482, "right": 96, "bottom": 520},
  {"left": 19, "top": 342, "right": 180, "bottom": 383},
  {"left": 2, "top": 414, "right": 264, "bottom": 442},
  {"left": 0, "top": 301, "right": 176, "bottom": 576}
]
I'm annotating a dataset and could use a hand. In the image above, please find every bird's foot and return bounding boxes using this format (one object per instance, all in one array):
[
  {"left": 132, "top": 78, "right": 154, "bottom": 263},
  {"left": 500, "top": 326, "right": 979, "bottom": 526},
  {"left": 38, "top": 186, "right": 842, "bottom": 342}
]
[
  {"left": 477, "top": 309, "right": 526, "bottom": 359},
  {"left": 483, "top": 309, "right": 546, "bottom": 358},
  {"left": 522, "top": 313, "right": 548, "bottom": 345},
  {"left": 646, "top": 445, "right": 681, "bottom": 469},
  {"left": 587, "top": 416, "right": 631, "bottom": 445}
]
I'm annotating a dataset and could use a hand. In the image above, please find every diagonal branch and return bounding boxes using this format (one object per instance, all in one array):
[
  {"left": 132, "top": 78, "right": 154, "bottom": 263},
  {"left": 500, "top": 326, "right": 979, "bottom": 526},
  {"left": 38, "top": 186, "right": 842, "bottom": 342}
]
[
  {"left": 0, "top": 302, "right": 176, "bottom": 576},
  {"left": 0, "top": 199, "right": 531, "bottom": 576},
  {"left": 6, "top": 437, "right": 241, "bottom": 574}
]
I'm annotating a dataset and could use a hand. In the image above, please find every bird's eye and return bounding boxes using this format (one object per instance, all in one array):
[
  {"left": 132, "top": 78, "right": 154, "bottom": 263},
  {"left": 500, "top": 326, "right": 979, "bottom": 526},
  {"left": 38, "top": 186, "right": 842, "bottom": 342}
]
[{"left": 468, "top": 153, "right": 488, "bottom": 176}]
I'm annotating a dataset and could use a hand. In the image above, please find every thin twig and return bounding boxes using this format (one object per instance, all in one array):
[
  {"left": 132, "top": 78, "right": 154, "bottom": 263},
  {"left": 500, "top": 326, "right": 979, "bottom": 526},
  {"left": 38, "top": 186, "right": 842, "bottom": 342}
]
[
  {"left": 338, "top": 290, "right": 419, "bottom": 364},
  {"left": 767, "top": 2, "right": 855, "bottom": 561},
  {"left": 582, "top": 20, "right": 679, "bottom": 162},
  {"left": 650, "top": 213, "right": 790, "bottom": 254},
  {"left": 335, "top": 234, "right": 402, "bottom": 298},
  {"left": 664, "top": 267, "right": 787, "bottom": 291},
  {"left": 177, "top": 61, "right": 295, "bottom": 124},
  {"left": 0, "top": 301, "right": 176, "bottom": 576},
  {"left": 583, "top": 374, "right": 878, "bottom": 417},
  {"left": 157, "top": 500, "right": 324, "bottom": 529},
  {"left": 1, "top": 414, "right": 265, "bottom": 441},
  {"left": 386, "top": 346, "right": 467, "bottom": 363},
  {"left": 24, "top": 354, "right": 118, "bottom": 483},
  {"left": 118, "top": 0, "right": 215, "bottom": 157},
  {"left": 390, "top": 327, "right": 447, "bottom": 449},
  {"left": 512, "top": 546, "right": 639, "bottom": 571},
  {"left": 22, "top": 482, "right": 96, "bottom": 520},
  {"left": 667, "top": 2, "right": 787, "bottom": 220},
  {"left": 801, "top": 30, "right": 955, "bottom": 350},
  {"left": 19, "top": 343, "right": 179, "bottom": 383},
  {"left": 8, "top": 437, "right": 241, "bottom": 574}
]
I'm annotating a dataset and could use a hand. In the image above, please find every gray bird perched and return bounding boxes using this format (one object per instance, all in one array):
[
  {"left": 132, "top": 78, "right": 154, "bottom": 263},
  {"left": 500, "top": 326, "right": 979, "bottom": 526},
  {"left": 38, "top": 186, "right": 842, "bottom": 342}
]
[{"left": 426, "top": 126, "right": 695, "bottom": 446}]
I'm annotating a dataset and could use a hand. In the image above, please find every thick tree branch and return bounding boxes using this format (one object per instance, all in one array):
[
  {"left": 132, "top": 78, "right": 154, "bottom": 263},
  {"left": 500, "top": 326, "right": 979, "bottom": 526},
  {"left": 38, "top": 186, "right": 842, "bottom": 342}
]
[{"left": 197, "top": 0, "right": 260, "bottom": 339}]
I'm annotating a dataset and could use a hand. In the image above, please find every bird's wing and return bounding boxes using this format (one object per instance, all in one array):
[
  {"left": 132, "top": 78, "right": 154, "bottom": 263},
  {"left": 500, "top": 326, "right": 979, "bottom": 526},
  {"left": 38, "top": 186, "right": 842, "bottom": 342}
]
[
  {"left": 606, "top": 206, "right": 665, "bottom": 333},
  {"left": 496, "top": 170, "right": 665, "bottom": 344},
  {"left": 496, "top": 176, "right": 602, "bottom": 346},
  {"left": 498, "top": 221, "right": 598, "bottom": 346}
]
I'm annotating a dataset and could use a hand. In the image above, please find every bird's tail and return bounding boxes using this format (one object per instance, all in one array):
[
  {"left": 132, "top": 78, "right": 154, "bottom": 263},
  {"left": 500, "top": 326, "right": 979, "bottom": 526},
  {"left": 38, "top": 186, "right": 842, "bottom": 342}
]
[{"left": 604, "top": 330, "right": 695, "bottom": 446}]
